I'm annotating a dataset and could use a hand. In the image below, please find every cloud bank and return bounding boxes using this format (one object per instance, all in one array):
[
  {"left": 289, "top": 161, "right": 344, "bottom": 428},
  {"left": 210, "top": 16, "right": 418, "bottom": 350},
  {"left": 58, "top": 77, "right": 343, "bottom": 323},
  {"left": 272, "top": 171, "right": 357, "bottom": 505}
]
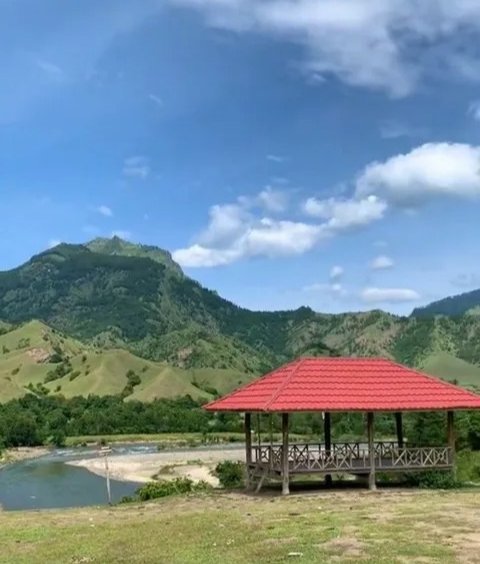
[{"left": 170, "top": 0, "right": 480, "bottom": 97}]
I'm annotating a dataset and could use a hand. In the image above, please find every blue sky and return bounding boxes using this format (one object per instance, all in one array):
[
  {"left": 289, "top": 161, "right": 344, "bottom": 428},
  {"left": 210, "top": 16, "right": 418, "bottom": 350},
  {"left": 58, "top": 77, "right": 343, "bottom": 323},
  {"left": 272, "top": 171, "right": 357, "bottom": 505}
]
[{"left": 2, "top": 1, "right": 480, "bottom": 315}]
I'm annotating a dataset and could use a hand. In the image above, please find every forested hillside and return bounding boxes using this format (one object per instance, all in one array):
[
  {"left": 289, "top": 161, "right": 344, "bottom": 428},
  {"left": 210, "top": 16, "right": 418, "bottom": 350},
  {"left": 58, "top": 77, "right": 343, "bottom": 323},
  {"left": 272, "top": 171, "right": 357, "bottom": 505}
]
[
  {"left": 0, "top": 238, "right": 480, "bottom": 401},
  {"left": 413, "top": 288, "right": 480, "bottom": 318}
]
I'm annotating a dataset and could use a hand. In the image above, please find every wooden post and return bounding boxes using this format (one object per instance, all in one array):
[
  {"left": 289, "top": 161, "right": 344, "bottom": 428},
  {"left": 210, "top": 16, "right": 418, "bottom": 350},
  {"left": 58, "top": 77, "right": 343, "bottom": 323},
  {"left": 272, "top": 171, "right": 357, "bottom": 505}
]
[
  {"left": 447, "top": 410, "right": 456, "bottom": 478},
  {"left": 395, "top": 412, "right": 404, "bottom": 448},
  {"left": 245, "top": 412, "right": 252, "bottom": 489},
  {"left": 324, "top": 412, "right": 332, "bottom": 486},
  {"left": 282, "top": 413, "right": 290, "bottom": 495},
  {"left": 367, "top": 412, "right": 376, "bottom": 491},
  {"left": 101, "top": 446, "right": 112, "bottom": 504}
]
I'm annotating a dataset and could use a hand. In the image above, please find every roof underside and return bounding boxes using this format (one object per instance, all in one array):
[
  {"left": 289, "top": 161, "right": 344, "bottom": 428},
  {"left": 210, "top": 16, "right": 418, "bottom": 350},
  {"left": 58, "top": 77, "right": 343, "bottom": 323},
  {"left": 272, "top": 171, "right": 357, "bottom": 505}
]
[{"left": 205, "top": 357, "right": 480, "bottom": 412}]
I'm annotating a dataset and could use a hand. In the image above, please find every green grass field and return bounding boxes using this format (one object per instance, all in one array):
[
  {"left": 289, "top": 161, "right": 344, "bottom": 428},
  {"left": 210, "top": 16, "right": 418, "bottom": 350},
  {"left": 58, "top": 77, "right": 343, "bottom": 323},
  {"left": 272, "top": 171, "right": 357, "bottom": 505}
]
[{"left": 0, "top": 489, "right": 479, "bottom": 563}]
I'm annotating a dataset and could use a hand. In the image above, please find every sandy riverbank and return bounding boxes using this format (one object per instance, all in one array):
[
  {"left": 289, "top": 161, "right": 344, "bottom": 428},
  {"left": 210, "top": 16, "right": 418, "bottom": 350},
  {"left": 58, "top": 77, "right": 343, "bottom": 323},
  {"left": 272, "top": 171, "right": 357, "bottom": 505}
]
[{"left": 68, "top": 447, "right": 245, "bottom": 485}]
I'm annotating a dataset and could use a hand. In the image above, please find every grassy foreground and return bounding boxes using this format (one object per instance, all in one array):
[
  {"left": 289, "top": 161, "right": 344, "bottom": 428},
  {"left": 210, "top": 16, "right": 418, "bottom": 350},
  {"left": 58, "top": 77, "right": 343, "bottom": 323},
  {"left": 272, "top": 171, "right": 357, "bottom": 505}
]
[{"left": 1, "top": 489, "right": 480, "bottom": 563}]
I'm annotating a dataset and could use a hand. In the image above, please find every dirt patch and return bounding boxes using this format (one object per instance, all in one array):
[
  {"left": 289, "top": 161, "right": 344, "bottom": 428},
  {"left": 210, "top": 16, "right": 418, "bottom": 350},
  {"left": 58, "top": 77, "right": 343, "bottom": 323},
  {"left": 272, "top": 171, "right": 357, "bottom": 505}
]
[
  {"left": 26, "top": 348, "right": 50, "bottom": 363},
  {"left": 450, "top": 532, "right": 480, "bottom": 563}
]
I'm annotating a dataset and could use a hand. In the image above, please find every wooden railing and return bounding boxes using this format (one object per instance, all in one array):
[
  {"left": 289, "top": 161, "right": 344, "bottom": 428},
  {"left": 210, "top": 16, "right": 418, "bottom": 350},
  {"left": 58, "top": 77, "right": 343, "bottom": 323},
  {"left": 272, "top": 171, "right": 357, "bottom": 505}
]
[{"left": 251, "top": 442, "right": 453, "bottom": 473}]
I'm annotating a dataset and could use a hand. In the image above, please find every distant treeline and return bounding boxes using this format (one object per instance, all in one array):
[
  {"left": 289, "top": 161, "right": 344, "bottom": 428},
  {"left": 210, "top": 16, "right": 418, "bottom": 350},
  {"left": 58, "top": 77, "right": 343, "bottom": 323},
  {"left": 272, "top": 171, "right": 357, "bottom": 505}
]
[{"left": 0, "top": 394, "right": 479, "bottom": 451}]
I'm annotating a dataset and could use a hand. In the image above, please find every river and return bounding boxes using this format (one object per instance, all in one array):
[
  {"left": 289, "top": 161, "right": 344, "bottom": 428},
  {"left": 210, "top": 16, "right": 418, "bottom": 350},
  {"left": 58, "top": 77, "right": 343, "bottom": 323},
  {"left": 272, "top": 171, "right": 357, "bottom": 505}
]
[{"left": 0, "top": 444, "right": 154, "bottom": 511}]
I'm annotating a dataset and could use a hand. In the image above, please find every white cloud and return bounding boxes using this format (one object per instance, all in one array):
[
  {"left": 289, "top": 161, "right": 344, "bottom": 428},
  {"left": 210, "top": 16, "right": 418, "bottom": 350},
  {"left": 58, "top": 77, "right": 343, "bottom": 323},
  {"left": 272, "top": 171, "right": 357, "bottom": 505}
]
[
  {"left": 468, "top": 100, "right": 480, "bottom": 121},
  {"left": 169, "top": 0, "right": 480, "bottom": 97},
  {"left": 173, "top": 190, "right": 323, "bottom": 267},
  {"left": 172, "top": 244, "right": 240, "bottom": 268},
  {"left": 97, "top": 205, "right": 113, "bottom": 217},
  {"left": 111, "top": 230, "right": 132, "bottom": 240},
  {"left": 148, "top": 93, "right": 163, "bottom": 107},
  {"left": 360, "top": 287, "right": 420, "bottom": 303},
  {"left": 329, "top": 265, "right": 344, "bottom": 281},
  {"left": 36, "top": 59, "right": 64, "bottom": 79},
  {"left": 270, "top": 176, "right": 289, "bottom": 185},
  {"left": 303, "top": 281, "right": 348, "bottom": 298},
  {"left": 198, "top": 203, "right": 248, "bottom": 247},
  {"left": 356, "top": 143, "right": 480, "bottom": 206},
  {"left": 267, "top": 154, "right": 286, "bottom": 163},
  {"left": 175, "top": 186, "right": 389, "bottom": 267},
  {"left": 257, "top": 186, "right": 289, "bottom": 213},
  {"left": 174, "top": 217, "right": 321, "bottom": 267},
  {"left": 123, "top": 156, "right": 150, "bottom": 179},
  {"left": 370, "top": 255, "right": 395, "bottom": 270},
  {"left": 244, "top": 218, "right": 321, "bottom": 257},
  {"left": 303, "top": 195, "right": 387, "bottom": 231},
  {"left": 379, "top": 120, "right": 426, "bottom": 139},
  {"left": 48, "top": 239, "right": 61, "bottom": 248}
]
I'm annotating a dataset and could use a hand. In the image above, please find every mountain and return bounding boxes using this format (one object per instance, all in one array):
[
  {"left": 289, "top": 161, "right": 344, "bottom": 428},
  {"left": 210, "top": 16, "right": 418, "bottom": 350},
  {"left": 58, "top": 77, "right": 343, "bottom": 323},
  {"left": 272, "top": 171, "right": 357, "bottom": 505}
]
[
  {"left": 413, "top": 288, "right": 480, "bottom": 318},
  {"left": 1, "top": 238, "right": 480, "bottom": 401},
  {"left": 86, "top": 237, "right": 183, "bottom": 277}
]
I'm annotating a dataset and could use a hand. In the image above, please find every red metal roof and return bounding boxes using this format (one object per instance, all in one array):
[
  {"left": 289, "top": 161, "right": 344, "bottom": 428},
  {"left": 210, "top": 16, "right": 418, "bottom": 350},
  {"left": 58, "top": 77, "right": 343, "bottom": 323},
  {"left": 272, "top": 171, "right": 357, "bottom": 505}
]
[{"left": 205, "top": 357, "right": 480, "bottom": 412}]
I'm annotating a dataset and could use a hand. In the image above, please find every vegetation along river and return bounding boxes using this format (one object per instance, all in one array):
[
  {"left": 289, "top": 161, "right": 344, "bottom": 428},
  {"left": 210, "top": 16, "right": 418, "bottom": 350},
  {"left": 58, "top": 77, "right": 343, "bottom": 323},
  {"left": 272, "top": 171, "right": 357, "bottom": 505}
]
[{"left": 0, "top": 444, "right": 153, "bottom": 511}]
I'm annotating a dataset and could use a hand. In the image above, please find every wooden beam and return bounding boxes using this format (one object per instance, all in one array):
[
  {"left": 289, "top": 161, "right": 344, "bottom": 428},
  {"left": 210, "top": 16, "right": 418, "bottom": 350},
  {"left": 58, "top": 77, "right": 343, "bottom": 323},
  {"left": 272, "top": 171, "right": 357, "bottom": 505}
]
[
  {"left": 244, "top": 412, "right": 252, "bottom": 490},
  {"left": 447, "top": 410, "right": 456, "bottom": 478},
  {"left": 324, "top": 412, "right": 333, "bottom": 487},
  {"left": 395, "top": 412, "right": 404, "bottom": 448},
  {"left": 367, "top": 412, "right": 376, "bottom": 491},
  {"left": 282, "top": 413, "right": 290, "bottom": 495}
]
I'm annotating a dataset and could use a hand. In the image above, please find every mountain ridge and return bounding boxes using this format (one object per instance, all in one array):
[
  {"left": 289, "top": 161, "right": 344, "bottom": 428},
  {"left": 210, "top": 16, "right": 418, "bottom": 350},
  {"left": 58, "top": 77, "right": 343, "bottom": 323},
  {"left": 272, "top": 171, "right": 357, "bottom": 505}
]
[
  {"left": 0, "top": 238, "right": 480, "bottom": 400},
  {"left": 412, "top": 288, "right": 480, "bottom": 318}
]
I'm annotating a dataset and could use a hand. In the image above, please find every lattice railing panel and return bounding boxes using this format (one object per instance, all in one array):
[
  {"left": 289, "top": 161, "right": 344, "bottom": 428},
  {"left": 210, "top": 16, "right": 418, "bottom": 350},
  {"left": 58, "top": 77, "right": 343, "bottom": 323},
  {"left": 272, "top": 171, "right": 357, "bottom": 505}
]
[{"left": 251, "top": 442, "right": 453, "bottom": 473}]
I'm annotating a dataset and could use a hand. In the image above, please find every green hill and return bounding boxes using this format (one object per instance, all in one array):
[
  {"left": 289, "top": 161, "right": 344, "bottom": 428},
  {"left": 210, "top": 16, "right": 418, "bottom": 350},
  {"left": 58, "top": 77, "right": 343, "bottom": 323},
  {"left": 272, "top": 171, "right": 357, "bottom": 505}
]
[
  {"left": 419, "top": 351, "right": 480, "bottom": 390},
  {"left": 0, "top": 320, "right": 251, "bottom": 402},
  {"left": 1, "top": 238, "right": 480, "bottom": 400}
]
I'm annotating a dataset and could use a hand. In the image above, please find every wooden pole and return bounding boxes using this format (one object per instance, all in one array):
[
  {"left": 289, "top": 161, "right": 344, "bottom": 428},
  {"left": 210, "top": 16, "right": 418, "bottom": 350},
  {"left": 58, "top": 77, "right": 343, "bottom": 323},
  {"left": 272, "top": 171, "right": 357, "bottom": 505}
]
[
  {"left": 101, "top": 446, "right": 112, "bottom": 504},
  {"left": 367, "top": 412, "right": 376, "bottom": 491},
  {"left": 447, "top": 410, "right": 456, "bottom": 478},
  {"left": 324, "top": 412, "right": 332, "bottom": 487},
  {"left": 282, "top": 413, "right": 290, "bottom": 496},
  {"left": 395, "top": 412, "right": 404, "bottom": 448},
  {"left": 245, "top": 412, "right": 252, "bottom": 490}
]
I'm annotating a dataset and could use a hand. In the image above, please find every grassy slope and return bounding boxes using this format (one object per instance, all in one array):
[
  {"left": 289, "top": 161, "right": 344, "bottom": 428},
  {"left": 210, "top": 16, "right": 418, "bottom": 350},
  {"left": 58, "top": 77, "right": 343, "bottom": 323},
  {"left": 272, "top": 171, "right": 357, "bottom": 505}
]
[
  {"left": 0, "top": 322, "right": 252, "bottom": 402},
  {"left": 2, "top": 317, "right": 480, "bottom": 403},
  {"left": 1, "top": 490, "right": 479, "bottom": 563},
  {"left": 419, "top": 351, "right": 480, "bottom": 389}
]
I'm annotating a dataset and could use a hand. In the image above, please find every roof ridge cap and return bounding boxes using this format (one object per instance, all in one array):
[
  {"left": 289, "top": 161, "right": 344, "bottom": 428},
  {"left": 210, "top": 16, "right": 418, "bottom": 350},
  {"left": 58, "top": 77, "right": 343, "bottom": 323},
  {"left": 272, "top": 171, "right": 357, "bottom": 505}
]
[
  {"left": 203, "top": 358, "right": 298, "bottom": 410},
  {"left": 263, "top": 357, "right": 306, "bottom": 412}
]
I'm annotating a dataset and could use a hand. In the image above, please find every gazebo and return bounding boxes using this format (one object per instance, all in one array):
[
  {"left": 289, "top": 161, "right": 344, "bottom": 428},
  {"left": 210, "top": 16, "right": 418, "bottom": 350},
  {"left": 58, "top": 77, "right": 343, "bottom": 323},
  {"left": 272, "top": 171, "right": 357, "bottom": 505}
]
[{"left": 205, "top": 357, "right": 480, "bottom": 494}]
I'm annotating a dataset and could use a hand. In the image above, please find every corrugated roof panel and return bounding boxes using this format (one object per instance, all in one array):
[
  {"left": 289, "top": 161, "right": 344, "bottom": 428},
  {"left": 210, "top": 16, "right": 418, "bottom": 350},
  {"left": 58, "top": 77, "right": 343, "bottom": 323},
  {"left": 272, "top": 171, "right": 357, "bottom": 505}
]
[{"left": 204, "top": 357, "right": 480, "bottom": 412}]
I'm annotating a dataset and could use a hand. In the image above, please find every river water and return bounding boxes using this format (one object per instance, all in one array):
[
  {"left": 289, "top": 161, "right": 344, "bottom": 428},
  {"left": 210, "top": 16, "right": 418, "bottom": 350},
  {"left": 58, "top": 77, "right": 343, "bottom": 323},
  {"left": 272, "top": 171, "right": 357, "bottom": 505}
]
[{"left": 0, "top": 444, "right": 155, "bottom": 511}]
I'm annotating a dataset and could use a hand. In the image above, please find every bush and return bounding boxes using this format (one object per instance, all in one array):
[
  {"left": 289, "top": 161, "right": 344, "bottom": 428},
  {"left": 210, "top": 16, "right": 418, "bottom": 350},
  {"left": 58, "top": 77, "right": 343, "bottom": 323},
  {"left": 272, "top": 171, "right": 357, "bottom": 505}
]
[
  {"left": 404, "top": 470, "right": 458, "bottom": 489},
  {"left": 133, "top": 478, "right": 210, "bottom": 501},
  {"left": 215, "top": 460, "right": 244, "bottom": 488},
  {"left": 456, "top": 450, "right": 480, "bottom": 483}
]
